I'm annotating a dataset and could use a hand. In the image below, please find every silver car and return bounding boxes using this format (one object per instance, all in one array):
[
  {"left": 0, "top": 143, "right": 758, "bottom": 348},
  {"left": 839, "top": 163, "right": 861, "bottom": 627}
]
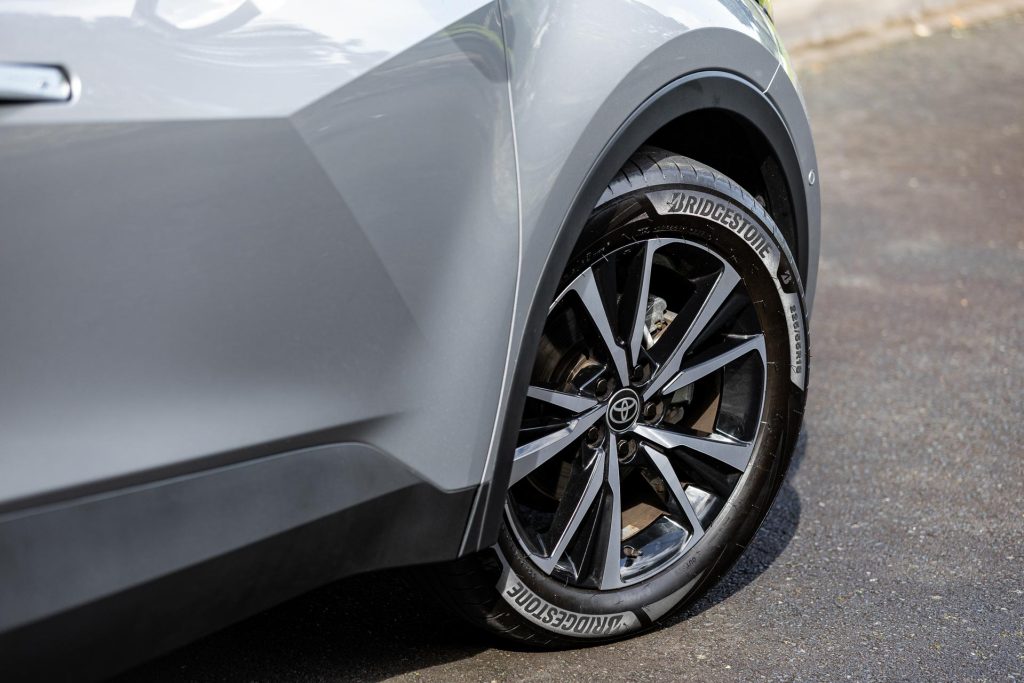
[{"left": 0, "top": 0, "right": 818, "bottom": 677}]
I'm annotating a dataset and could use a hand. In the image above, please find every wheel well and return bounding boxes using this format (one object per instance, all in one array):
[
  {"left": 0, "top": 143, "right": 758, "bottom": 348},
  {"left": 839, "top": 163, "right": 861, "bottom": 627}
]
[
  {"left": 644, "top": 109, "right": 799, "bottom": 261},
  {"left": 462, "top": 76, "right": 811, "bottom": 556}
]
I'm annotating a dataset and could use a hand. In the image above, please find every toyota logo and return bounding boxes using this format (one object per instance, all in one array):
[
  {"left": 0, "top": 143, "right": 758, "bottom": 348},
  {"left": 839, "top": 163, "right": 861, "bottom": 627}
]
[{"left": 606, "top": 388, "right": 641, "bottom": 432}]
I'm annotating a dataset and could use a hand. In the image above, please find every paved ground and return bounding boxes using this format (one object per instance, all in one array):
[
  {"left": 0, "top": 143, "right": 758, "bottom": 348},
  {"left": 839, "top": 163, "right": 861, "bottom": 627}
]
[
  {"left": 125, "top": 15, "right": 1024, "bottom": 683},
  {"left": 775, "top": 0, "right": 1024, "bottom": 48}
]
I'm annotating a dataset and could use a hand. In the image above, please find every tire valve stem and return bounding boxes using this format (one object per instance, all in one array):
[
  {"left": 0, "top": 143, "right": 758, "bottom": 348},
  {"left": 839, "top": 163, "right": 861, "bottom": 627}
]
[{"left": 623, "top": 545, "right": 642, "bottom": 560}]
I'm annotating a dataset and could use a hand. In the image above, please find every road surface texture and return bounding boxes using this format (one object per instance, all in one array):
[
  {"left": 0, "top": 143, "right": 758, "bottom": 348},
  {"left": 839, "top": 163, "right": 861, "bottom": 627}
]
[
  {"left": 775, "top": 0, "right": 1024, "bottom": 49},
  {"left": 124, "top": 14, "right": 1024, "bottom": 683}
]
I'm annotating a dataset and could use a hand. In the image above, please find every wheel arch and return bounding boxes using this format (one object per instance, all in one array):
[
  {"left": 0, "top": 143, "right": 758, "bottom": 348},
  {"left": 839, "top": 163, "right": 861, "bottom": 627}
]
[{"left": 461, "top": 70, "right": 814, "bottom": 554}]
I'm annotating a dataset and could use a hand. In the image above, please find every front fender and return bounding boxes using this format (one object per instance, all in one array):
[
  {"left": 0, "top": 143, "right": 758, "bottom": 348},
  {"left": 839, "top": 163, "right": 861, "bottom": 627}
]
[{"left": 461, "top": 0, "right": 819, "bottom": 552}]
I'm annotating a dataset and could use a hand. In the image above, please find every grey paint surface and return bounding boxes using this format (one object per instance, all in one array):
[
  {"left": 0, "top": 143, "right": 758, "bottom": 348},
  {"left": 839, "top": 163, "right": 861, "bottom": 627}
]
[
  {"left": 0, "top": 0, "right": 818, "bottom": 660},
  {"left": 0, "top": 0, "right": 517, "bottom": 506}
]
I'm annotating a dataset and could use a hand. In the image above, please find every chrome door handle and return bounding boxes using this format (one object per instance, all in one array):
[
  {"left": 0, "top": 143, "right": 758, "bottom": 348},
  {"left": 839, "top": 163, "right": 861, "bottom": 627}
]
[{"left": 0, "top": 63, "right": 72, "bottom": 103}]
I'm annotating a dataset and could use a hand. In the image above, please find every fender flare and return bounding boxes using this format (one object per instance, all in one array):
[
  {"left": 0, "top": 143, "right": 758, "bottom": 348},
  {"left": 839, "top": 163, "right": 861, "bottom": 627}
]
[{"left": 461, "top": 70, "right": 810, "bottom": 554}]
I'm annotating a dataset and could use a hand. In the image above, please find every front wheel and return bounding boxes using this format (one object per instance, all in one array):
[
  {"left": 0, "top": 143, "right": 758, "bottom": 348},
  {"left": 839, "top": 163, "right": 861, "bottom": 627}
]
[{"left": 433, "top": 148, "right": 809, "bottom": 645}]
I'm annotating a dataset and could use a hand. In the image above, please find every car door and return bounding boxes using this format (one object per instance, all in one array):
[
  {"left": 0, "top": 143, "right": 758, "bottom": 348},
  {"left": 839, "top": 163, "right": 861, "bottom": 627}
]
[{"left": 0, "top": 1, "right": 518, "bottom": 514}]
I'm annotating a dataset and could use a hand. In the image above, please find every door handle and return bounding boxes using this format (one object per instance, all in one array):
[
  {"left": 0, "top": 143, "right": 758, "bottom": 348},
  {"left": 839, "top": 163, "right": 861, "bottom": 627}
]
[{"left": 0, "top": 63, "right": 72, "bottom": 103}]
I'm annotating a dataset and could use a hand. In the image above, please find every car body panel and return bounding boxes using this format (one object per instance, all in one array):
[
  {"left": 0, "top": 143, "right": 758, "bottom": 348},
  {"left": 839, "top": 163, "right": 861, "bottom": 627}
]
[
  {"left": 0, "top": 0, "right": 516, "bottom": 511},
  {"left": 0, "top": 0, "right": 493, "bottom": 122},
  {"left": 0, "top": 0, "right": 818, "bottom": 675}
]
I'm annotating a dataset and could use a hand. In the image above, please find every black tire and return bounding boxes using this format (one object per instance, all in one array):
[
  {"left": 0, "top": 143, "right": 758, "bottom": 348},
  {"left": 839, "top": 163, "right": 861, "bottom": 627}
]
[{"left": 431, "top": 148, "right": 809, "bottom": 646}]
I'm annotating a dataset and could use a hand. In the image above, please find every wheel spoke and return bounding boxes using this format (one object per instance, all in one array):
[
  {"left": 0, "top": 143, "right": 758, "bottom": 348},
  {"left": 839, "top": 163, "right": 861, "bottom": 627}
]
[
  {"left": 598, "top": 433, "right": 624, "bottom": 589},
  {"left": 643, "top": 445, "right": 705, "bottom": 548},
  {"left": 643, "top": 264, "right": 741, "bottom": 401},
  {"left": 533, "top": 449, "right": 606, "bottom": 575},
  {"left": 510, "top": 406, "right": 604, "bottom": 485},
  {"left": 526, "top": 385, "right": 601, "bottom": 414},
  {"left": 662, "top": 334, "right": 765, "bottom": 395},
  {"left": 557, "top": 267, "right": 630, "bottom": 386},
  {"left": 626, "top": 241, "right": 657, "bottom": 366},
  {"left": 633, "top": 424, "right": 754, "bottom": 472}
]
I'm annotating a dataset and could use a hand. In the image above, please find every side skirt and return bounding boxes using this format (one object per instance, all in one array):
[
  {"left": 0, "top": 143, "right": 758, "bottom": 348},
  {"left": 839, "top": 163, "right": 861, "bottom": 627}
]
[{"left": 0, "top": 443, "right": 475, "bottom": 681}]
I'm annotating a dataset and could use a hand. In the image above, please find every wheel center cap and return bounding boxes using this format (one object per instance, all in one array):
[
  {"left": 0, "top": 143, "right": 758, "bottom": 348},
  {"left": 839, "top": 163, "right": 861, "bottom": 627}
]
[{"left": 606, "top": 387, "right": 641, "bottom": 433}]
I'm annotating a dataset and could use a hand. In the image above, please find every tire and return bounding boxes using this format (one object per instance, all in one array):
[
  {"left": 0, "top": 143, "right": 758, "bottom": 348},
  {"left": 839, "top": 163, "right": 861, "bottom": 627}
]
[{"left": 431, "top": 147, "right": 809, "bottom": 646}]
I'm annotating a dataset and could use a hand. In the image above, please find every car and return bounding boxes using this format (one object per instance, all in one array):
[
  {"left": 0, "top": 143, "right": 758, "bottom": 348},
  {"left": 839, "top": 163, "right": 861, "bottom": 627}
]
[{"left": 0, "top": 0, "right": 818, "bottom": 677}]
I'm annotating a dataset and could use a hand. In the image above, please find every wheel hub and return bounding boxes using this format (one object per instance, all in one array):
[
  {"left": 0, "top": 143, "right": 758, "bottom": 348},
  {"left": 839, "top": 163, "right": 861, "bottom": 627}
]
[{"left": 606, "top": 387, "right": 641, "bottom": 433}]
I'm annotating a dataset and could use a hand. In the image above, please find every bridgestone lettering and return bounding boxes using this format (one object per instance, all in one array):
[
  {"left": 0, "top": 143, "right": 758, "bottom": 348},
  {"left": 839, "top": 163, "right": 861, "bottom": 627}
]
[
  {"left": 781, "top": 292, "right": 807, "bottom": 387},
  {"left": 497, "top": 566, "right": 640, "bottom": 638},
  {"left": 665, "top": 192, "right": 772, "bottom": 259},
  {"left": 790, "top": 304, "right": 803, "bottom": 375},
  {"left": 649, "top": 188, "right": 807, "bottom": 389}
]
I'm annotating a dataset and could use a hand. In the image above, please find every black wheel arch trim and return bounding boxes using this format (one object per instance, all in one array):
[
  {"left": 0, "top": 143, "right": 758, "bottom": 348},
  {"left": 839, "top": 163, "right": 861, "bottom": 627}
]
[{"left": 460, "top": 70, "right": 810, "bottom": 554}]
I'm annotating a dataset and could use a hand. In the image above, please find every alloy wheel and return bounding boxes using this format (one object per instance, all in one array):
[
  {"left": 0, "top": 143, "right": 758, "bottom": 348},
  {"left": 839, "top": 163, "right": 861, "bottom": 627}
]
[{"left": 506, "top": 237, "right": 768, "bottom": 590}]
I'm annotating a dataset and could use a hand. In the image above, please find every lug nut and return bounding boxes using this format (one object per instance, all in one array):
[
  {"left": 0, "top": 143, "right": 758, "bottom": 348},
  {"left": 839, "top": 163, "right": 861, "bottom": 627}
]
[
  {"left": 617, "top": 438, "right": 637, "bottom": 463},
  {"left": 585, "top": 426, "right": 602, "bottom": 446},
  {"left": 632, "top": 362, "right": 652, "bottom": 384},
  {"left": 642, "top": 401, "right": 660, "bottom": 421},
  {"left": 594, "top": 378, "right": 610, "bottom": 398}
]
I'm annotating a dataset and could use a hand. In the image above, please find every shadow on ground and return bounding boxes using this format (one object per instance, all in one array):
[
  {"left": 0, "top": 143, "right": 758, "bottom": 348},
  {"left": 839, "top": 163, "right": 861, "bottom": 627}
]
[{"left": 122, "top": 566, "right": 490, "bottom": 681}]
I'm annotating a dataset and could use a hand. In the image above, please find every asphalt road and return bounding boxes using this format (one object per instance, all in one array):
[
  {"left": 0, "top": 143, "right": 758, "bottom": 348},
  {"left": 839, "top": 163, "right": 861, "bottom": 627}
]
[{"left": 124, "top": 15, "right": 1024, "bottom": 682}]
